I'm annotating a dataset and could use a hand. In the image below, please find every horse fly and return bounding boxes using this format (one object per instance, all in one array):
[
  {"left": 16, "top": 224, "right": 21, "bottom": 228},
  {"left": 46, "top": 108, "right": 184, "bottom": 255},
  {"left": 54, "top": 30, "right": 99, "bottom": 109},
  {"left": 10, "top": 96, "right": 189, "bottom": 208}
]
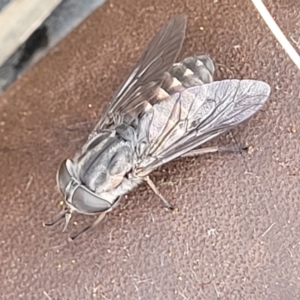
[{"left": 45, "top": 14, "right": 271, "bottom": 240}]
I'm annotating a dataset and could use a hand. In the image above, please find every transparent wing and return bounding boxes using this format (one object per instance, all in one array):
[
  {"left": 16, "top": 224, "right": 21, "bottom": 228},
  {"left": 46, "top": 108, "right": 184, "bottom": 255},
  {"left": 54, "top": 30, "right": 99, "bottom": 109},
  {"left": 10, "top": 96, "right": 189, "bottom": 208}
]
[
  {"left": 136, "top": 79, "right": 271, "bottom": 175},
  {"left": 93, "top": 14, "right": 187, "bottom": 131}
]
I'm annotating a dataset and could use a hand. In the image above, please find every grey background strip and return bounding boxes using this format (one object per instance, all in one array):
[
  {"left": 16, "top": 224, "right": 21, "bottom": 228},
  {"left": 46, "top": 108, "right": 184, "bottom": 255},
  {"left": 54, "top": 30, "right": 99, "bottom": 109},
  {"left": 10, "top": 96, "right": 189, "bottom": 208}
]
[{"left": 0, "top": 0, "right": 106, "bottom": 94}]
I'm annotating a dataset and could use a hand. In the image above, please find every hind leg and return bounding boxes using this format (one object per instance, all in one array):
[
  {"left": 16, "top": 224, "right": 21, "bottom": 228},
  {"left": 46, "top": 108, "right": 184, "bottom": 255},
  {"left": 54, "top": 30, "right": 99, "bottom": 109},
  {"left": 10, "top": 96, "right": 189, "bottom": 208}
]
[{"left": 181, "top": 145, "right": 248, "bottom": 157}]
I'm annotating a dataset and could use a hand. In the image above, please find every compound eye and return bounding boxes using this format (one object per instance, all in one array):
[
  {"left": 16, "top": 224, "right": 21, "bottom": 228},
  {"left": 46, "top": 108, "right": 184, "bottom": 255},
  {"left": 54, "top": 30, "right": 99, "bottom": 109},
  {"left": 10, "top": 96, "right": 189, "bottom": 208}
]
[
  {"left": 72, "top": 186, "right": 111, "bottom": 214},
  {"left": 57, "top": 159, "right": 72, "bottom": 195}
]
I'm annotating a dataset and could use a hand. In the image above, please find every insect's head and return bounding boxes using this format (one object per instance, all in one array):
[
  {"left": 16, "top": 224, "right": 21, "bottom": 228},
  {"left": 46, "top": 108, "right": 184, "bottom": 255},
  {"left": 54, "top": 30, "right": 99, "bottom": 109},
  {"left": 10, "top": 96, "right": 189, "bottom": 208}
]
[{"left": 54, "top": 159, "right": 112, "bottom": 231}]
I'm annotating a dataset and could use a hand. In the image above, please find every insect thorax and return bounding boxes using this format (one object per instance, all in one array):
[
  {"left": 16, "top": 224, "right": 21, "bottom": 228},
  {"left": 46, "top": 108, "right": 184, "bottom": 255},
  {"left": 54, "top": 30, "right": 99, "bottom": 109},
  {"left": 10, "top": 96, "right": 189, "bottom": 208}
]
[{"left": 70, "top": 124, "right": 141, "bottom": 203}]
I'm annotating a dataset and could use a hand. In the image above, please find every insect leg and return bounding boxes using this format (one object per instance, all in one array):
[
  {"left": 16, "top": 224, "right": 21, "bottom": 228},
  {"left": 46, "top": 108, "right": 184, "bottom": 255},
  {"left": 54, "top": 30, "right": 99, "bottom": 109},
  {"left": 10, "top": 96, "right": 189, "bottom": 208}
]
[
  {"left": 181, "top": 145, "right": 248, "bottom": 157},
  {"left": 43, "top": 208, "right": 68, "bottom": 227},
  {"left": 68, "top": 196, "right": 123, "bottom": 240},
  {"left": 144, "top": 176, "right": 174, "bottom": 210},
  {"left": 69, "top": 212, "right": 107, "bottom": 241},
  {"left": 62, "top": 212, "right": 72, "bottom": 232}
]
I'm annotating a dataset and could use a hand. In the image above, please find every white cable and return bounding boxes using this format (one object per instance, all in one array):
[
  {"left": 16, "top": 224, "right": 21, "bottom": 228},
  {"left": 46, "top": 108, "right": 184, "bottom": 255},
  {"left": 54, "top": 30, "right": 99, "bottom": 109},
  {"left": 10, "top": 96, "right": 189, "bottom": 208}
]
[{"left": 251, "top": 0, "right": 300, "bottom": 70}]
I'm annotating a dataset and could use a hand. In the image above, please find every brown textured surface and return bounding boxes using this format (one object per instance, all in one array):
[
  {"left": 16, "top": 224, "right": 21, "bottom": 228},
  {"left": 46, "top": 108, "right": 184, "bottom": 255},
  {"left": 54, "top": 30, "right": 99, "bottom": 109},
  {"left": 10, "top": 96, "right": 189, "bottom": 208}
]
[{"left": 1, "top": 0, "right": 300, "bottom": 299}]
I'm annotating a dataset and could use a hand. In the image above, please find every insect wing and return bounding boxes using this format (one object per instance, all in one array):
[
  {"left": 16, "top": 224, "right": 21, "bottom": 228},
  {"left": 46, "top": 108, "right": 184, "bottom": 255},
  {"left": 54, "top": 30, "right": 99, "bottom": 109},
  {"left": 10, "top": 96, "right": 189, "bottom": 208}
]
[
  {"left": 92, "top": 14, "right": 187, "bottom": 131},
  {"left": 137, "top": 79, "right": 271, "bottom": 174}
]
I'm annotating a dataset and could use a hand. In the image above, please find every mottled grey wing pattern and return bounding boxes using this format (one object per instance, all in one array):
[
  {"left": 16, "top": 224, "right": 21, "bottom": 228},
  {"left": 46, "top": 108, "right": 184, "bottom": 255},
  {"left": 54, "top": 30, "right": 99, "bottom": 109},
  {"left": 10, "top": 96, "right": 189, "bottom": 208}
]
[
  {"left": 93, "top": 14, "right": 187, "bottom": 131},
  {"left": 137, "top": 79, "right": 271, "bottom": 175}
]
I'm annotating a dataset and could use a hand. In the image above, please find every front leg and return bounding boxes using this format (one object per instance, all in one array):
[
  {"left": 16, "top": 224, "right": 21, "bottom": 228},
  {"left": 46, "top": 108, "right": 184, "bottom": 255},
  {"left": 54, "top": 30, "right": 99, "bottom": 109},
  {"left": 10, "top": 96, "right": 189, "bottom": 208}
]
[{"left": 144, "top": 176, "right": 174, "bottom": 210}]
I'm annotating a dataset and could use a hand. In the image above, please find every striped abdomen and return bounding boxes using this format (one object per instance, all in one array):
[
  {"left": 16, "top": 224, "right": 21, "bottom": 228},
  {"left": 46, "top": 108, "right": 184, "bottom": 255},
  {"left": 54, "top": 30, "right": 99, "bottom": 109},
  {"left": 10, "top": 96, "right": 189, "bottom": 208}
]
[{"left": 153, "top": 55, "right": 215, "bottom": 101}]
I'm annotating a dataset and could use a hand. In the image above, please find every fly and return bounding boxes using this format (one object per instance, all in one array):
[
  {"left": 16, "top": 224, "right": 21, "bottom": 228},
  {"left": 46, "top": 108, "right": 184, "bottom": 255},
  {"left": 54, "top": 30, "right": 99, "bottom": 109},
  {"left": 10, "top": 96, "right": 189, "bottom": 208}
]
[{"left": 45, "top": 14, "right": 271, "bottom": 240}]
